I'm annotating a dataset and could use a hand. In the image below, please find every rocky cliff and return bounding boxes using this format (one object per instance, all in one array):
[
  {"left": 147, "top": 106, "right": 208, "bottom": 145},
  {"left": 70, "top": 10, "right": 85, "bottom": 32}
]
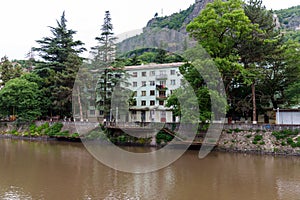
[{"left": 117, "top": 0, "right": 214, "bottom": 55}]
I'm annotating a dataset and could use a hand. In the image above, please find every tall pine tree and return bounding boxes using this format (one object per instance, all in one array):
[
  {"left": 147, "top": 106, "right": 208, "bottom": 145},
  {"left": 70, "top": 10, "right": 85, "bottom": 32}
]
[
  {"left": 91, "top": 11, "right": 128, "bottom": 122},
  {"left": 33, "top": 12, "right": 86, "bottom": 117}
]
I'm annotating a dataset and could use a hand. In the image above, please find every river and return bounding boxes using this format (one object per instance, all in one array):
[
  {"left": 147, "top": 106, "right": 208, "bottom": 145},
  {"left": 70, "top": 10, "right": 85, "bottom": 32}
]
[{"left": 0, "top": 139, "right": 300, "bottom": 200}]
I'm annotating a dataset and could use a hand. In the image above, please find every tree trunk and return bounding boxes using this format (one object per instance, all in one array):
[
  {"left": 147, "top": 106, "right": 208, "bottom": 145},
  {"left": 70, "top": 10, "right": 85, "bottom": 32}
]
[
  {"left": 252, "top": 82, "right": 257, "bottom": 124},
  {"left": 76, "top": 86, "right": 84, "bottom": 122}
]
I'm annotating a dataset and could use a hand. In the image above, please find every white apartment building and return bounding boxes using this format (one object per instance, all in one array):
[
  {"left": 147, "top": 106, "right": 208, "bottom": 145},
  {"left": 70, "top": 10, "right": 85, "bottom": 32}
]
[{"left": 125, "top": 62, "right": 183, "bottom": 123}]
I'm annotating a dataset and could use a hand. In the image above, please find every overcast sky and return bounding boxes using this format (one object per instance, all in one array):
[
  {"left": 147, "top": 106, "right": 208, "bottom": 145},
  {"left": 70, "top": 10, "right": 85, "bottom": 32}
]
[{"left": 0, "top": 0, "right": 299, "bottom": 60}]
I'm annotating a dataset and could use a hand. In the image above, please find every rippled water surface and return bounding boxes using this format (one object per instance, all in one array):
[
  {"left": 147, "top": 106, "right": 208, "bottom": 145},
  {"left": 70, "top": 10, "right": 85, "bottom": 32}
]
[{"left": 1, "top": 139, "right": 300, "bottom": 200}]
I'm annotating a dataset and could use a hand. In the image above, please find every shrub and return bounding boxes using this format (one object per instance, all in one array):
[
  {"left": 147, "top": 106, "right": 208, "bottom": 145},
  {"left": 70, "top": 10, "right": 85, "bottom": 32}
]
[
  {"left": 286, "top": 137, "right": 294, "bottom": 145},
  {"left": 272, "top": 129, "right": 298, "bottom": 140},
  {"left": 253, "top": 135, "right": 263, "bottom": 144},
  {"left": 259, "top": 141, "right": 265, "bottom": 145},
  {"left": 246, "top": 134, "right": 252, "bottom": 138},
  {"left": 45, "top": 122, "right": 63, "bottom": 136},
  {"left": 233, "top": 128, "right": 242, "bottom": 133},
  {"left": 71, "top": 133, "right": 79, "bottom": 138}
]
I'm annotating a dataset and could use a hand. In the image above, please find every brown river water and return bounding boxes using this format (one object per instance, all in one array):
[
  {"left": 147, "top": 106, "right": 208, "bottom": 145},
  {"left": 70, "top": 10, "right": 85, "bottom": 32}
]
[{"left": 0, "top": 139, "right": 300, "bottom": 200}]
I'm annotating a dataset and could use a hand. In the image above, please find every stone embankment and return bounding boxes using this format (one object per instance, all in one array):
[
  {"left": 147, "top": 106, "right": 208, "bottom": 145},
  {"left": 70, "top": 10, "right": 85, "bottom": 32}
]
[{"left": 217, "top": 129, "right": 300, "bottom": 156}]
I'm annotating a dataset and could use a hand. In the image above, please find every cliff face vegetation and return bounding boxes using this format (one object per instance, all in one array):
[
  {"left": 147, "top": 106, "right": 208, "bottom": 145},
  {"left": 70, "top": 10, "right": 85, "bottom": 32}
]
[
  {"left": 117, "top": 0, "right": 214, "bottom": 55},
  {"left": 275, "top": 5, "right": 300, "bottom": 30}
]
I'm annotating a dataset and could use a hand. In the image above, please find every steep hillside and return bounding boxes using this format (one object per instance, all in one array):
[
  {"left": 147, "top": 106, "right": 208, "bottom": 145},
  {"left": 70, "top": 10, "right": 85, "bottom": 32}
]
[
  {"left": 275, "top": 5, "right": 300, "bottom": 30},
  {"left": 117, "top": 0, "right": 214, "bottom": 55}
]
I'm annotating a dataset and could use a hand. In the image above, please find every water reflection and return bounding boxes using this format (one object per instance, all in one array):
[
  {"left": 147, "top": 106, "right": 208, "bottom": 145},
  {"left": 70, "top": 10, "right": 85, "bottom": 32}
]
[{"left": 1, "top": 139, "right": 300, "bottom": 200}]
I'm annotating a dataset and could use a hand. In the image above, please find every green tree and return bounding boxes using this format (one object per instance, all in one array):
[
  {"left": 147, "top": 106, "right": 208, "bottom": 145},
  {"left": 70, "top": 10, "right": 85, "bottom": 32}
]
[
  {"left": 186, "top": 0, "right": 255, "bottom": 121},
  {"left": 0, "top": 78, "right": 43, "bottom": 122},
  {"left": 261, "top": 40, "right": 300, "bottom": 108},
  {"left": 186, "top": 0, "right": 254, "bottom": 96},
  {"left": 237, "top": 0, "right": 283, "bottom": 122},
  {"left": 0, "top": 56, "right": 23, "bottom": 86},
  {"left": 167, "top": 45, "right": 227, "bottom": 123},
  {"left": 33, "top": 11, "right": 86, "bottom": 73},
  {"left": 91, "top": 11, "right": 127, "bottom": 121},
  {"left": 33, "top": 12, "right": 86, "bottom": 117}
]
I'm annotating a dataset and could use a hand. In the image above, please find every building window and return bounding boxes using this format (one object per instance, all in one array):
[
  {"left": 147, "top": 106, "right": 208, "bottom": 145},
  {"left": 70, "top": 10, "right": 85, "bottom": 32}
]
[
  {"left": 142, "top": 71, "right": 147, "bottom": 77},
  {"left": 142, "top": 81, "right": 146, "bottom": 87},
  {"left": 133, "top": 91, "right": 137, "bottom": 97},
  {"left": 159, "top": 101, "right": 164, "bottom": 106},
  {"left": 150, "top": 100, "right": 155, "bottom": 105},
  {"left": 170, "top": 70, "right": 176, "bottom": 75},
  {"left": 132, "top": 72, "right": 137, "bottom": 77},
  {"left": 133, "top": 82, "right": 137, "bottom": 87},
  {"left": 141, "top": 101, "right": 146, "bottom": 106},
  {"left": 170, "top": 79, "right": 176, "bottom": 85},
  {"left": 159, "top": 91, "right": 166, "bottom": 97},
  {"left": 150, "top": 71, "right": 155, "bottom": 76},
  {"left": 90, "top": 110, "right": 95, "bottom": 116},
  {"left": 150, "top": 81, "right": 155, "bottom": 86},
  {"left": 159, "top": 70, "right": 166, "bottom": 75},
  {"left": 99, "top": 110, "right": 104, "bottom": 115},
  {"left": 141, "top": 91, "right": 146, "bottom": 96},
  {"left": 150, "top": 90, "right": 155, "bottom": 96},
  {"left": 159, "top": 80, "right": 166, "bottom": 86}
]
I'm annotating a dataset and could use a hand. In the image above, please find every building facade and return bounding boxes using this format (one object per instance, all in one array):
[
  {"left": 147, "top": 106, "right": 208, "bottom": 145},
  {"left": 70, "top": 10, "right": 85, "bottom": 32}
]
[{"left": 125, "top": 62, "right": 183, "bottom": 123}]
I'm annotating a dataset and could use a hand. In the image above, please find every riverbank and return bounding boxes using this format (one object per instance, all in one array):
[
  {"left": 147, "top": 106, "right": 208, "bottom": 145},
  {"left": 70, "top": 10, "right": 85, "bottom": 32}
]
[{"left": 1, "top": 121, "right": 300, "bottom": 156}]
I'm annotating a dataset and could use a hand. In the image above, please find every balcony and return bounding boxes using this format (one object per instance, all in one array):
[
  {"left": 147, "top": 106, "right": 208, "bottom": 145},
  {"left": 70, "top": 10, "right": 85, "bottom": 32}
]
[
  {"left": 156, "top": 85, "right": 168, "bottom": 91},
  {"left": 156, "top": 74, "right": 168, "bottom": 80}
]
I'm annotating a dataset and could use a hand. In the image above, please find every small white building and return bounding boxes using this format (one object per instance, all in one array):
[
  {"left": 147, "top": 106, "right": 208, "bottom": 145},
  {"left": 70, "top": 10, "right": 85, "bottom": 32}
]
[{"left": 276, "top": 108, "right": 300, "bottom": 125}]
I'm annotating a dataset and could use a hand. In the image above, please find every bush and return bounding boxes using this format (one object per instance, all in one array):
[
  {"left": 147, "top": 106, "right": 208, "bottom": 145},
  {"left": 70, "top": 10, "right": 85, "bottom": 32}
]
[
  {"left": 45, "top": 122, "right": 63, "bottom": 136},
  {"left": 259, "top": 141, "right": 265, "bottom": 145},
  {"left": 272, "top": 129, "right": 298, "bottom": 140},
  {"left": 233, "top": 128, "right": 242, "bottom": 133},
  {"left": 253, "top": 135, "right": 263, "bottom": 144},
  {"left": 246, "top": 134, "right": 252, "bottom": 138},
  {"left": 286, "top": 137, "right": 294, "bottom": 145}
]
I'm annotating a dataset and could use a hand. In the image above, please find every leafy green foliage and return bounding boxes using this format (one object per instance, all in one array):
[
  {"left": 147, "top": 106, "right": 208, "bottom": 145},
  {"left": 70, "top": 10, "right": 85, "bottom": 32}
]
[
  {"left": 156, "top": 131, "right": 174, "bottom": 144},
  {"left": 45, "top": 122, "right": 63, "bottom": 136},
  {"left": 0, "top": 78, "right": 43, "bottom": 122}
]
